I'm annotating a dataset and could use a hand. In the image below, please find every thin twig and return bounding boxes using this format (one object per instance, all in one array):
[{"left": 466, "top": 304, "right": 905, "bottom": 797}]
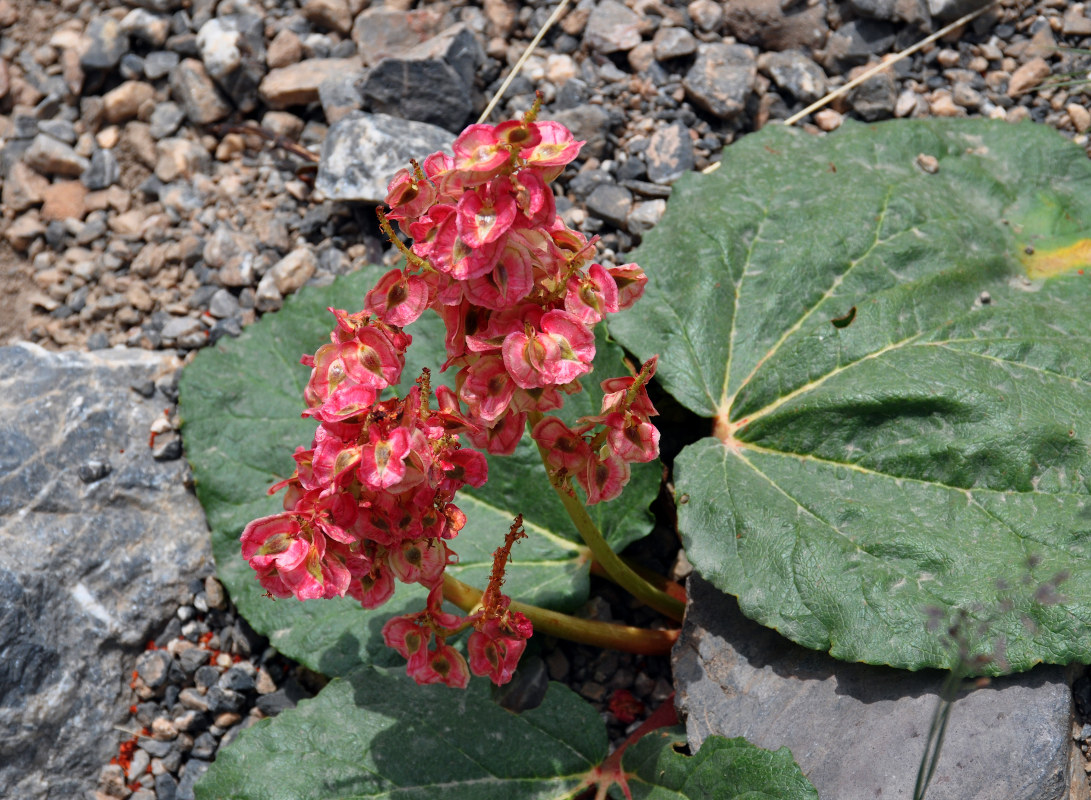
[
  {"left": 783, "top": 1, "right": 1000, "bottom": 126},
  {"left": 702, "top": 0, "right": 1001, "bottom": 174},
  {"left": 477, "top": 0, "right": 572, "bottom": 123}
]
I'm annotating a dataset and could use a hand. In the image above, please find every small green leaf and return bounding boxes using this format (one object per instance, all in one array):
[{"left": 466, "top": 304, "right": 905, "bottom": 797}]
[
  {"left": 179, "top": 268, "right": 658, "bottom": 676},
  {"left": 611, "top": 119, "right": 1091, "bottom": 673},
  {"left": 195, "top": 666, "right": 608, "bottom": 800},
  {"left": 621, "top": 727, "right": 819, "bottom": 800}
]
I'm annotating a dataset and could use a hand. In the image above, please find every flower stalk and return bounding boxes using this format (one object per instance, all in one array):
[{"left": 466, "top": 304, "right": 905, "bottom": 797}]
[
  {"left": 528, "top": 411, "right": 685, "bottom": 623},
  {"left": 442, "top": 574, "right": 678, "bottom": 655}
]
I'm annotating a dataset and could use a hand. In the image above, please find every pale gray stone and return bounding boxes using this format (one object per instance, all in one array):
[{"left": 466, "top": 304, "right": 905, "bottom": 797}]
[
  {"left": 758, "top": 50, "right": 828, "bottom": 104},
  {"left": 196, "top": 14, "right": 266, "bottom": 113},
  {"left": 683, "top": 43, "right": 757, "bottom": 120},
  {"left": 316, "top": 112, "right": 454, "bottom": 202},
  {"left": 674, "top": 574, "right": 1075, "bottom": 800},
  {"left": 24, "top": 134, "right": 90, "bottom": 178},
  {"left": 584, "top": 0, "right": 642, "bottom": 54},
  {"left": 0, "top": 343, "right": 211, "bottom": 800}
]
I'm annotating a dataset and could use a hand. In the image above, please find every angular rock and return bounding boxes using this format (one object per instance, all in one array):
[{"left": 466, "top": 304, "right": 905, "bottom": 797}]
[
  {"left": 757, "top": 50, "right": 827, "bottom": 104},
  {"left": 823, "top": 19, "right": 897, "bottom": 70},
  {"left": 585, "top": 184, "right": 633, "bottom": 229},
  {"left": 40, "top": 180, "right": 87, "bottom": 221},
  {"left": 144, "top": 50, "right": 180, "bottom": 81},
  {"left": 24, "top": 134, "right": 90, "bottom": 178},
  {"left": 545, "top": 105, "right": 613, "bottom": 160},
  {"left": 351, "top": 7, "right": 446, "bottom": 67},
  {"left": 4, "top": 212, "right": 46, "bottom": 251},
  {"left": 627, "top": 198, "right": 666, "bottom": 234},
  {"left": 405, "top": 23, "right": 486, "bottom": 92},
  {"left": 259, "top": 58, "right": 363, "bottom": 110},
  {"left": 847, "top": 70, "right": 897, "bottom": 121},
  {"left": 674, "top": 574, "right": 1075, "bottom": 800},
  {"left": 652, "top": 27, "right": 697, "bottom": 61},
  {"left": 1008, "top": 58, "right": 1051, "bottom": 98},
  {"left": 683, "top": 43, "right": 757, "bottom": 120},
  {"left": 847, "top": 0, "right": 930, "bottom": 26},
  {"left": 2, "top": 161, "right": 48, "bottom": 212},
  {"left": 266, "top": 29, "right": 303, "bottom": 69},
  {"left": 584, "top": 0, "right": 642, "bottom": 54},
  {"left": 723, "top": 0, "right": 828, "bottom": 51},
  {"left": 268, "top": 248, "right": 316, "bottom": 294},
  {"left": 168, "top": 58, "right": 232, "bottom": 125},
  {"left": 316, "top": 112, "right": 455, "bottom": 202},
  {"left": 303, "top": 0, "right": 354, "bottom": 35},
  {"left": 318, "top": 74, "right": 365, "bottom": 124},
  {"left": 80, "top": 16, "right": 129, "bottom": 71},
  {"left": 120, "top": 8, "right": 171, "bottom": 48},
  {"left": 155, "top": 137, "right": 210, "bottom": 183},
  {"left": 103, "top": 80, "right": 156, "bottom": 124},
  {"left": 0, "top": 344, "right": 211, "bottom": 800},
  {"left": 196, "top": 15, "right": 266, "bottom": 113},
  {"left": 927, "top": 0, "right": 993, "bottom": 21},
  {"left": 360, "top": 55, "right": 472, "bottom": 133},
  {"left": 644, "top": 120, "right": 695, "bottom": 185},
  {"left": 149, "top": 102, "right": 186, "bottom": 140},
  {"left": 81, "top": 149, "right": 121, "bottom": 191}
]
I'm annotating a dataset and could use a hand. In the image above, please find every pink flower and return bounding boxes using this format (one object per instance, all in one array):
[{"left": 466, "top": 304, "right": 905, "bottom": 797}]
[
  {"left": 457, "top": 182, "right": 518, "bottom": 248},
  {"left": 532, "top": 416, "right": 591, "bottom": 474},
  {"left": 578, "top": 448, "right": 632, "bottom": 505},
  {"left": 409, "top": 641, "right": 471, "bottom": 688},
  {"left": 565, "top": 263, "right": 619, "bottom": 324},
  {"left": 364, "top": 269, "right": 430, "bottom": 327}
]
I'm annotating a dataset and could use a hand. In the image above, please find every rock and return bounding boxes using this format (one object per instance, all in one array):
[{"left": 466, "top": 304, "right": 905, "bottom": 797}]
[
  {"left": 545, "top": 105, "right": 613, "bottom": 160},
  {"left": 254, "top": 272, "right": 284, "bottom": 312},
  {"left": 80, "top": 16, "right": 129, "bottom": 71},
  {"left": 0, "top": 59, "right": 8, "bottom": 101},
  {"left": 5, "top": 213, "right": 46, "bottom": 251},
  {"left": 895, "top": 88, "right": 921, "bottom": 117},
  {"left": 1064, "top": 6, "right": 1091, "bottom": 37},
  {"left": 268, "top": 248, "right": 317, "bottom": 294},
  {"left": 259, "top": 58, "right": 363, "bottom": 110},
  {"left": 585, "top": 184, "right": 633, "bottom": 229},
  {"left": 723, "top": 0, "right": 828, "bottom": 51},
  {"left": 0, "top": 344, "right": 210, "bottom": 799},
  {"left": 40, "top": 180, "right": 88, "bottom": 221},
  {"left": 846, "top": 0, "right": 930, "bottom": 26},
  {"left": 1069, "top": 103, "right": 1091, "bottom": 134},
  {"left": 303, "top": 0, "right": 354, "bottom": 35},
  {"left": 627, "top": 199, "right": 667, "bottom": 234},
  {"left": 196, "top": 15, "right": 266, "bottom": 112},
  {"left": 359, "top": 30, "right": 477, "bottom": 134},
  {"left": 814, "top": 108, "right": 844, "bottom": 131},
  {"left": 584, "top": 0, "right": 642, "bottom": 54},
  {"left": 2, "top": 161, "right": 49, "bottom": 212},
  {"left": 168, "top": 58, "right": 232, "bottom": 125},
  {"left": 644, "top": 121, "right": 695, "bottom": 185},
  {"left": 688, "top": 0, "right": 723, "bottom": 32},
  {"left": 351, "top": 7, "right": 446, "bottom": 67},
  {"left": 927, "top": 0, "right": 993, "bottom": 21},
  {"left": 149, "top": 102, "right": 186, "bottom": 140},
  {"left": 823, "top": 19, "right": 897, "bottom": 70},
  {"left": 847, "top": 70, "right": 897, "bottom": 121},
  {"left": 103, "top": 81, "right": 156, "bottom": 124},
  {"left": 316, "top": 112, "right": 455, "bottom": 202},
  {"left": 929, "top": 88, "right": 964, "bottom": 117},
  {"left": 155, "top": 137, "right": 211, "bottom": 183},
  {"left": 81, "top": 149, "right": 121, "bottom": 191},
  {"left": 683, "top": 43, "right": 757, "bottom": 120},
  {"left": 24, "top": 134, "right": 91, "bottom": 178},
  {"left": 675, "top": 575, "right": 1074, "bottom": 800},
  {"left": 143, "top": 50, "right": 180, "bottom": 80},
  {"left": 757, "top": 50, "right": 827, "bottom": 104},
  {"left": 406, "top": 24, "right": 486, "bottom": 93},
  {"left": 207, "top": 289, "right": 240, "bottom": 319},
  {"left": 652, "top": 27, "right": 697, "bottom": 61},
  {"left": 120, "top": 8, "right": 171, "bottom": 48},
  {"left": 318, "top": 74, "right": 365, "bottom": 124},
  {"left": 1008, "top": 58, "right": 1050, "bottom": 97},
  {"left": 266, "top": 29, "right": 303, "bottom": 69}
]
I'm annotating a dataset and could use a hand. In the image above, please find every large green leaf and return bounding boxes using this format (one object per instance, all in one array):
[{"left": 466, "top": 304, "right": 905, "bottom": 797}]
[
  {"left": 196, "top": 666, "right": 817, "bottom": 800},
  {"left": 179, "top": 267, "right": 658, "bottom": 676},
  {"left": 621, "top": 727, "right": 818, "bottom": 800},
  {"left": 195, "top": 666, "right": 607, "bottom": 800},
  {"left": 610, "top": 119, "right": 1091, "bottom": 673}
]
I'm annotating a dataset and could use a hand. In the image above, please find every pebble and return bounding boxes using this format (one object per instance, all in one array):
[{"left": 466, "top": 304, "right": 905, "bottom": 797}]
[
  {"left": 80, "top": 16, "right": 128, "bottom": 71},
  {"left": 168, "top": 59, "right": 232, "bottom": 125},
  {"left": 684, "top": 43, "right": 757, "bottom": 120},
  {"left": 1008, "top": 57, "right": 1051, "bottom": 96},
  {"left": 259, "top": 58, "right": 362, "bottom": 110},
  {"left": 103, "top": 80, "right": 156, "bottom": 124},
  {"left": 24, "top": 134, "right": 90, "bottom": 178}
]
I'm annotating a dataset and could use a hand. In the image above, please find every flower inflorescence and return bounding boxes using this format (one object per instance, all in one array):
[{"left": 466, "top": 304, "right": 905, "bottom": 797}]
[{"left": 241, "top": 108, "right": 660, "bottom": 688}]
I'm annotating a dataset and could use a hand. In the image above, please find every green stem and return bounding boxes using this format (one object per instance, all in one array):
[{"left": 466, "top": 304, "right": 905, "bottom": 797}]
[
  {"left": 526, "top": 411, "right": 686, "bottom": 622},
  {"left": 442, "top": 574, "right": 678, "bottom": 655}
]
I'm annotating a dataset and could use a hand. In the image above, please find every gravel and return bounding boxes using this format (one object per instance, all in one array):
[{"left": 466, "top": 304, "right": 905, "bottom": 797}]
[{"left": 3, "top": 0, "right": 1091, "bottom": 794}]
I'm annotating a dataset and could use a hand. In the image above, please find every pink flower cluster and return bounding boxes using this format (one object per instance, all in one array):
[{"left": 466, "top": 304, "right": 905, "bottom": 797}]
[
  {"left": 368, "top": 113, "right": 654, "bottom": 500},
  {"left": 241, "top": 110, "right": 660, "bottom": 689}
]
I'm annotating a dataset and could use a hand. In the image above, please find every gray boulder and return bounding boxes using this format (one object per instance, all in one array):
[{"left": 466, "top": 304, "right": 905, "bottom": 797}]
[
  {"left": 674, "top": 574, "right": 1078, "bottom": 800},
  {"left": 316, "top": 112, "right": 455, "bottom": 203},
  {"left": 0, "top": 343, "right": 213, "bottom": 800}
]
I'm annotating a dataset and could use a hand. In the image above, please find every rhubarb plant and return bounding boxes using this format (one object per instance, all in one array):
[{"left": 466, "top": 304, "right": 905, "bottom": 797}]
[{"left": 181, "top": 114, "right": 1091, "bottom": 797}]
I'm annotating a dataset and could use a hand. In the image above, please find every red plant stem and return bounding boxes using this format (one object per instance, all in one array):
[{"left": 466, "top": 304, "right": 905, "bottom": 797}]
[{"left": 442, "top": 574, "right": 678, "bottom": 655}]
